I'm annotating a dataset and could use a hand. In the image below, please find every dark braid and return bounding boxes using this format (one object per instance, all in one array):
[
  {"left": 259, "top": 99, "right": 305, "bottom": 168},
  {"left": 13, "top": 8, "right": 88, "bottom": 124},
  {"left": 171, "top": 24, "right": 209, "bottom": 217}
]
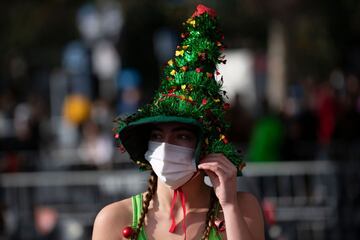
[
  {"left": 201, "top": 189, "right": 218, "bottom": 240},
  {"left": 132, "top": 171, "right": 158, "bottom": 240}
]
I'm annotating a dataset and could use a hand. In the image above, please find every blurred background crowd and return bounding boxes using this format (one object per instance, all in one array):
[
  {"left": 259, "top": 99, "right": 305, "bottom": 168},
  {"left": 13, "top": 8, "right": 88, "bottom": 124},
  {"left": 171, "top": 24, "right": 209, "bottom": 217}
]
[{"left": 1, "top": 0, "right": 360, "bottom": 239}]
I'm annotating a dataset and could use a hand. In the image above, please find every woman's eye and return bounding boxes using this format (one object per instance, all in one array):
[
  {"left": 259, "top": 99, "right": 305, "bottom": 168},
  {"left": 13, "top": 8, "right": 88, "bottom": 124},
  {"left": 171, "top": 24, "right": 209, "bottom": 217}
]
[
  {"left": 177, "top": 134, "right": 194, "bottom": 141},
  {"left": 150, "top": 133, "right": 163, "bottom": 140}
]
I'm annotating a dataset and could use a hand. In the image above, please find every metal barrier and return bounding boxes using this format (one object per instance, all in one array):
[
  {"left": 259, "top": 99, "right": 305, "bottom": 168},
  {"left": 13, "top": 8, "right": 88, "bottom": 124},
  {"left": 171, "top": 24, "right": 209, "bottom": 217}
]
[
  {"left": 244, "top": 161, "right": 338, "bottom": 240},
  {"left": 0, "top": 161, "right": 339, "bottom": 240}
]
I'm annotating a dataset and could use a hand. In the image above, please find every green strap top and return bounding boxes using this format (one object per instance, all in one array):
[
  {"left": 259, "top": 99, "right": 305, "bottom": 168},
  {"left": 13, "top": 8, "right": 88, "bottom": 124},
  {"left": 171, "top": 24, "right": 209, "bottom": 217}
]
[{"left": 131, "top": 194, "right": 222, "bottom": 240}]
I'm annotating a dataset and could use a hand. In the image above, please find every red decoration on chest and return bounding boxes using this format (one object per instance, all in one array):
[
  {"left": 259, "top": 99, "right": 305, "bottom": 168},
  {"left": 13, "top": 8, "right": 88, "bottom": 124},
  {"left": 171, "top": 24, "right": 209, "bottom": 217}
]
[{"left": 122, "top": 226, "right": 134, "bottom": 238}]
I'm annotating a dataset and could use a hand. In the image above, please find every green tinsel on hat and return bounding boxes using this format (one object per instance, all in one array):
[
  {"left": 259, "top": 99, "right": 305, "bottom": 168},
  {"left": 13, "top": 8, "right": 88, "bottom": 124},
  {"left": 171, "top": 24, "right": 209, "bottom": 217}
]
[{"left": 113, "top": 4, "right": 245, "bottom": 175}]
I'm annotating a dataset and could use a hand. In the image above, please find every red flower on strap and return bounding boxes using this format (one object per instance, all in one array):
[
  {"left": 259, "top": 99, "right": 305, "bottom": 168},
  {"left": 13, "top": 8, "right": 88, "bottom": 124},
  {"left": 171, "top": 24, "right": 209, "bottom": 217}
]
[{"left": 192, "top": 4, "right": 217, "bottom": 18}]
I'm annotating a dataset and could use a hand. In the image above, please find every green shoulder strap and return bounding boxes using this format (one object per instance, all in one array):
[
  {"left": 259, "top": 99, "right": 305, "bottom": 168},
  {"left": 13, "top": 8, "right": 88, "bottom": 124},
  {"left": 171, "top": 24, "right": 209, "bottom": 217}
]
[
  {"left": 209, "top": 227, "right": 222, "bottom": 240},
  {"left": 131, "top": 194, "right": 147, "bottom": 240}
]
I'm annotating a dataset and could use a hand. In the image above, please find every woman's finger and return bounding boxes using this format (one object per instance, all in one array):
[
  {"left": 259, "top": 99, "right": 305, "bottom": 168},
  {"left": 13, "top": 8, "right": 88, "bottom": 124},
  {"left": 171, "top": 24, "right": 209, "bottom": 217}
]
[
  {"left": 198, "top": 161, "right": 226, "bottom": 173},
  {"left": 199, "top": 160, "right": 237, "bottom": 178},
  {"left": 201, "top": 153, "right": 234, "bottom": 169},
  {"left": 198, "top": 162, "right": 231, "bottom": 182}
]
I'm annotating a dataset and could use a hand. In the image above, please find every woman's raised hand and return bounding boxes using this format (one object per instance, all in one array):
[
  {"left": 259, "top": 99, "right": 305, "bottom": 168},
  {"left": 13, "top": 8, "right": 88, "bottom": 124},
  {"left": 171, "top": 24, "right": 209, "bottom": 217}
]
[{"left": 198, "top": 153, "right": 238, "bottom": 207}]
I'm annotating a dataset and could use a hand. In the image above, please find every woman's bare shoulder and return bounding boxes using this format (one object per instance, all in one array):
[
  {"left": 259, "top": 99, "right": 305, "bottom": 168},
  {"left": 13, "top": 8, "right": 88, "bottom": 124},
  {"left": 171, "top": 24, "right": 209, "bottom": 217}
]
[
  {"left": 237, "top": 191, "right": 265, "bottom": 239},
  {"left": 237, "top": 191, "right": 259, "bottom": 204},
  {"left": 237, "top": 191, "right": 263, "bottom": 216},
  {"left": 92, "top": 197, "right": 133, "bottom": 240}
]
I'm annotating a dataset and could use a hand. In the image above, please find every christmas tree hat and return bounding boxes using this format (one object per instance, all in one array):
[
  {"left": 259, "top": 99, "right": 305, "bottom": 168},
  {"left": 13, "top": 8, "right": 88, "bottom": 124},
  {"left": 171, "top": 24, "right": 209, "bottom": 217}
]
[{"left": 114, "top": 4, "right": 245, "bottom": 175}]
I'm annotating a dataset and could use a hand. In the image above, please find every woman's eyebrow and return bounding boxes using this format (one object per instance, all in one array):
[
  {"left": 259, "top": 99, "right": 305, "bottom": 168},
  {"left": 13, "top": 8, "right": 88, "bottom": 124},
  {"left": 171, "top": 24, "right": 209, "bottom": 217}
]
[
  {"left": 151, "top": 126, "right": 163, "bottom": 132},
  {"left": 172, "top": 126, "right": 195, "bottom": 132}
]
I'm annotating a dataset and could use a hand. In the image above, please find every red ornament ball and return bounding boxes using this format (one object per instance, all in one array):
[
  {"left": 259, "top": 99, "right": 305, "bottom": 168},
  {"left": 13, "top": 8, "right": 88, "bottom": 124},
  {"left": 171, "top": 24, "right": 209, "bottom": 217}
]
[{"left": 122, "top": 226, "right": 134, "bottom": 238}]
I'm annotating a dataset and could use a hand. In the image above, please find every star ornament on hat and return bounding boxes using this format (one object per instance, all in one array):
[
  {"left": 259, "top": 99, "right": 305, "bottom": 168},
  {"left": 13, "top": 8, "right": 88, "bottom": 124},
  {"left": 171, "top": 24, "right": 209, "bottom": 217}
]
[{"left": 113, "top": 4, "right": 245, "bottom": 175}]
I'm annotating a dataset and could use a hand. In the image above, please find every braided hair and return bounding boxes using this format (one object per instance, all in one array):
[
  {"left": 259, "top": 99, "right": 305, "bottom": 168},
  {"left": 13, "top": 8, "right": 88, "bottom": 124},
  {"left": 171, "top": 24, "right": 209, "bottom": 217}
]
[
  {"left": 201, "top": 189, "right": 219, "bottom": 240},
  {"left": 132, "top": 171, "right": 158, "bottom": 239}
]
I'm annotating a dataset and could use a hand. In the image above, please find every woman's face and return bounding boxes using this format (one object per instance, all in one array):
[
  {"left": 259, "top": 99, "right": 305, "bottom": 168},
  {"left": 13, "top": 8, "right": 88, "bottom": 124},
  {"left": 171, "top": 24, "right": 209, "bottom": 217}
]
[{"left": 149, "top": 122, "right": 197, "bottom": 149}]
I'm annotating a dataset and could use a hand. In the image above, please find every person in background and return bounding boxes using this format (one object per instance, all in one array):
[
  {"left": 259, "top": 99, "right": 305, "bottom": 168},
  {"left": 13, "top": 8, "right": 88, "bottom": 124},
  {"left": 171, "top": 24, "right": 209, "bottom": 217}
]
[{"left": 78, "top": 120, "right": 113, "bottom": 169}]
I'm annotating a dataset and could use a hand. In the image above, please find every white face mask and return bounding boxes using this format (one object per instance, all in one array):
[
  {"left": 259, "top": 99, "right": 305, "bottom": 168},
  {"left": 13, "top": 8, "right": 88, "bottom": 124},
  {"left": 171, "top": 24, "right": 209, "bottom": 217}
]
[{"left": 144, "top": 141, "right": 197, "bottom": 189}]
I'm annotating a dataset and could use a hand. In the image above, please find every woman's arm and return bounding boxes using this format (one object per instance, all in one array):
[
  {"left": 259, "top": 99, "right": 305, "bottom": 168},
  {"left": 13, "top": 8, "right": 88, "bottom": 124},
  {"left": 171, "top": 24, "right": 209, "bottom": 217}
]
[
  {"left": 92, "top": 199, "right": 132, "bottom": 240},
  {"left": 222, "top": 192, "right": 264, "bottom": 240},
  {"left": 198, "top": 154, "right": 265, "bottom": 240}
]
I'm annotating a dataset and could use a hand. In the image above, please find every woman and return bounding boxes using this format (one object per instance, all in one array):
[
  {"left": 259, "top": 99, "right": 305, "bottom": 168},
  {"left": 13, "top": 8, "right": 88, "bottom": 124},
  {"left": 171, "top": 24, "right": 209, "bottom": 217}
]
[{"left": 93, "top": 4, "right": 265, "bottom": 240}]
